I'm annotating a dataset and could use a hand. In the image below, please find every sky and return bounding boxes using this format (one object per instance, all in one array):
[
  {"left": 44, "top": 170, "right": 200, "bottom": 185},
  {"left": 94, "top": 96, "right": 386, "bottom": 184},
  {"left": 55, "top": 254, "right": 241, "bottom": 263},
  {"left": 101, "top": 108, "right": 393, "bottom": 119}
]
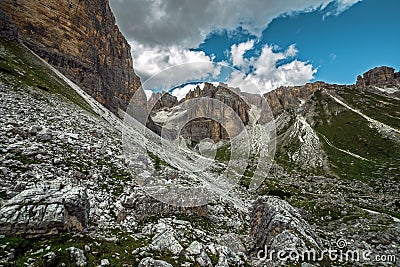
[{"left": 109, "top": 0, "right": 400, "bottom": 97}]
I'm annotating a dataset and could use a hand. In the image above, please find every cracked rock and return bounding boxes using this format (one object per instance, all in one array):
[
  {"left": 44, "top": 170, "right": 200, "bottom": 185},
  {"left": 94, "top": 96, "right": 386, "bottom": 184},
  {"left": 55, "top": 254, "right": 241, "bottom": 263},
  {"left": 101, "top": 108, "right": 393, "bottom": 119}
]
[{"left": 0, "top": 185, "right": 89, "bottom": 237}]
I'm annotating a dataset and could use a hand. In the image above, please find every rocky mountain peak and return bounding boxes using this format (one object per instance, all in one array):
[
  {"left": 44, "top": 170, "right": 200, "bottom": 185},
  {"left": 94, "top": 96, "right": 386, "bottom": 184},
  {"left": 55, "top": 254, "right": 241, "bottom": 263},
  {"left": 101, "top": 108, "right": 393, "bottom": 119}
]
[
  {"left": 150, "top": 83, "right": 251, "bottom": 143},
  {"left": 356, "top": 66, "right": 400, "bottom": 89}
]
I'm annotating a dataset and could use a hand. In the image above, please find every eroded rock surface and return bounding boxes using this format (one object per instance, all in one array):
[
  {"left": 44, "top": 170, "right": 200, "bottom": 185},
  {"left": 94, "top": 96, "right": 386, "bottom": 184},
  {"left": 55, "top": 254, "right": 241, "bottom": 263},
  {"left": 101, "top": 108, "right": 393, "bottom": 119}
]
[
  {"left": 249, "top": 197, "right": 321, "bottom": 258},
  {"left": 356, "top": 66, "right": 400, "bottom": 89},
  {"left": 0, "top": 185, "right": 89, "bottom": 237}
]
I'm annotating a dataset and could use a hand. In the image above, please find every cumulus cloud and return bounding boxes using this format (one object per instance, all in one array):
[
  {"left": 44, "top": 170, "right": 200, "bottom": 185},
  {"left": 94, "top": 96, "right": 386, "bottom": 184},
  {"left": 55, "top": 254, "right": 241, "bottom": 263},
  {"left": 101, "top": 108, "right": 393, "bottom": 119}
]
[
  {"left": 110, "top": 0, "right": 362, "bottom": 48},
  {"left": 130, "top": 41, "right": 221, "bottom": 91},
  {"left": 109, "top": 0, "right": 360, "bottom": 95},
  {"left": 227, "top": 42, "right": 316, "bottom": 94},
  {"left": 329, "top": 0, "right": 363, "bottom": 15},
  {"left": 230, "top": 40, "right": 255, "bottom": 69}
]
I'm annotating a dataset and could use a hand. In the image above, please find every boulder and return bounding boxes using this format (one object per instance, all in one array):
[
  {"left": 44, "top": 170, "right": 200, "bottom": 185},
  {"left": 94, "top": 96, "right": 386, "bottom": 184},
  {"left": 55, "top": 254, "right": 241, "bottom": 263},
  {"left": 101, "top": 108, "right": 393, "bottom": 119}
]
[
  {"left": 139, "top": 257, "right": 173, "bottom": 267},
  {"left": 249, "top": 196, "right": 321, "bottom": 260},
  {"left": 0, "top": 185, "right": 89, "bottom": 237}
]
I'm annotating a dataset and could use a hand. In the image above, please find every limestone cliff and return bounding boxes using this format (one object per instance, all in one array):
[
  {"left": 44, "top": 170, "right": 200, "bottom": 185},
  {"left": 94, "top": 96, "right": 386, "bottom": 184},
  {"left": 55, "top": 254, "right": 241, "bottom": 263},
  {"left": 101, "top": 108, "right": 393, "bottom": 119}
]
[
  {"left": 181, "top": 83, "right": 250, "bottom": 142},
  {"left": 263, "top": 81, "right": 328, "bottom": 115},
  {"left": 1, "top": 0, "right": 141, "bottom": 113},
  {"left": 356, "top": 66, "right": 400, "bottom": 89}
]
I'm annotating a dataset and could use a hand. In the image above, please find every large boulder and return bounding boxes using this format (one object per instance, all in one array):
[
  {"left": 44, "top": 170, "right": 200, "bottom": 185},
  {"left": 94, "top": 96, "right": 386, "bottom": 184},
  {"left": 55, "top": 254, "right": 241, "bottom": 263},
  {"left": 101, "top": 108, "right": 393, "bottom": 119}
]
[
  {"left": 249, "top": 196, "right": 321, "bottom": 263},
  {"left": 0, "top": 185, "right": 89, "bottom": 237},
  {"left": 119, "top": 188, "right": 207, "bottom": 221}
]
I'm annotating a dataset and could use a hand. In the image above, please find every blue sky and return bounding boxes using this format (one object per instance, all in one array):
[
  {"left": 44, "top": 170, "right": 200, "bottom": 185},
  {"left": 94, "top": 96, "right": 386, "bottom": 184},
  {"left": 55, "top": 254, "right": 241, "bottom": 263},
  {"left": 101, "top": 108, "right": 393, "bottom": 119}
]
[
  {"left": 110, "top": 0, "right": 399, "bottom": 95},
  {"left": 197, "top": 0, "right": 399, "bottom": 84}
]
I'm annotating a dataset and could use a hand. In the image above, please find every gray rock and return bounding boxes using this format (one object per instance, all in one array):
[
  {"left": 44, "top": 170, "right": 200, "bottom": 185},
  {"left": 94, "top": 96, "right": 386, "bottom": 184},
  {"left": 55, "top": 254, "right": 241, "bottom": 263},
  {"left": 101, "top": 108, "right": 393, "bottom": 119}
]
[
  {"left": 249, "top": 196, "right": 321, "bottom": 261},
  {"left": 219, "top": 233, "right": 246, "bottom": 254},
  {"left": 0, "top": 167, "right": 8, "bottom": 176},
  {"left": 0, "top": 185, "right": 89, "bottom": 236},
  {"left": 196, "top": 250, "right": 212, "bottom": 267},
  {"left": 138, "top": 257, "right": 173, "bottom": 267},
  {"left": 43, "top": 251, "right": 57, "bottom": 263},
  {"left": 150, "top": 230, "right": 183, "bottom": 255},
  {"left": 39, "top": 133, "right": 53, "bottom": 142},
  {"left": 66, "top": 247, "right": 87, "bottom": 266},
  {"left": 186, "top": 241, "right": 203, "bottom": 255},
  {"left": 100, "top": 258, "right": 110, "bottom": 266},
  {"left": 215, "top": 245, "right": 242, "bottom": 266}
]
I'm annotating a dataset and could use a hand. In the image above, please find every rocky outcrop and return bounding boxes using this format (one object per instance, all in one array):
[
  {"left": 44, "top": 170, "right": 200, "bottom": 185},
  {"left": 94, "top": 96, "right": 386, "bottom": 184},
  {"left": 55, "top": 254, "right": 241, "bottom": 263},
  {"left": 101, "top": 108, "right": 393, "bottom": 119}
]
[
  {"left": 149, "top": 92, "right": 178, "bottom": 112},
  {"left": 249, "top": 196, "right": 320, "bottom": 261},
  {"left": 66, "top": 247, "right": 87, "bottom": 267},
  {"left": 356, "top": 66, "right": 400, "bottom": 88},
  {"left": 119, "top": 189, "right": 207, "bottom": 221},
  {"left": 264, "top": 81, "right": 328, "bottom": 115},
  {"left": 0, "top": 185, "right": 90, "bottom": 237},
  {"left": 1, "top": 0, "right": 141, "bottom": 113},
  {"left": 139, "top": 257, "right": 173, "bottom": 267},
  {"left": 178, "top": 83, "right": 250, "bottom": 142}
]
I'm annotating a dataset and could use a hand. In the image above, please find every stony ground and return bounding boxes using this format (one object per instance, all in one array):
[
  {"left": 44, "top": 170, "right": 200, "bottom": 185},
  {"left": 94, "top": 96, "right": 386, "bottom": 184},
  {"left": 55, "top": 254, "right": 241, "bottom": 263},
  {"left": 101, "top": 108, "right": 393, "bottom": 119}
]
[{"left": 0, "top": 38, "right": 399, "bottom": 267}]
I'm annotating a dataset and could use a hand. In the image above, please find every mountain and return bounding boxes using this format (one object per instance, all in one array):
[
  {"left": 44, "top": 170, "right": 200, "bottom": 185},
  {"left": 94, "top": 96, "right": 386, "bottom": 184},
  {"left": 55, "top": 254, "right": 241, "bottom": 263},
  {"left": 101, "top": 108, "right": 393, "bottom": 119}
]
[
  {"left": 356, "top": 66, "right": 400, "bottom": 90},
  {"left": 146, "top": 72, "right": 400, "bottom": 265},
  {"left": 1, "top": 2, "right": 400, "bottom": 266},
  {"left": 1, "top": 0, "right": 141, "bottom": 113}
]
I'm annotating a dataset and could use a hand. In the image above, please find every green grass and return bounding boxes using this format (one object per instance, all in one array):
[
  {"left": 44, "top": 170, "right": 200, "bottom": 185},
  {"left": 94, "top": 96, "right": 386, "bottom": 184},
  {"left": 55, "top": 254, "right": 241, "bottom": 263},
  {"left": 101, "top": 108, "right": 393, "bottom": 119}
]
[
  {"left": 12, "top": 151, "right": 41, "bottom": 165},
  {"left": 311, "top": 89, "right": 400, "bottom": 184},
  {"left": 215, "top": 143, "right": 231, "bottom": 162},
  {"left": 0, "top": 233, "right": 144, "bottom": 266},
  {"left": 0, "top": 37, "right": 94, "bottom": 114},
  {"left": 337, "top": 88, "right": 400, "bottom": 130},
  {"left": 147, "top": 150, "right": 177, "bottom": 170}
]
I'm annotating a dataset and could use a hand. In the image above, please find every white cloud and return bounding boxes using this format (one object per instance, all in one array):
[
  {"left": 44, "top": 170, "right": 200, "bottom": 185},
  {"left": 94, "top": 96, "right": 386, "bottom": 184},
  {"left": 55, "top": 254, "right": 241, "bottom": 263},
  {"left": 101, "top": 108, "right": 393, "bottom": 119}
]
[
  {"left": 171, "top": 83, "right": 200, "bottom": 101},
  {"left": 130, "top": 41, "right": 221, "bottom": 91},
  {"left": 109, "top": 0, "right": 360, "bottom": 95},
  {"left": 323, "top": 0, "right": 362, "bottom": 17},
  {"left": 227, "top": 42, "right": 317, "bottom": 94},
  {"left": 110, "top": 0, "right": 362, "bottom": 48},
  {"left": 130, "top": 41, "right": 215, "bottom": 81},
  {"left": 334, "top": 0, "right": 362, "bottom": 13},
  {"left": 231, "top": 40, "right": 255, "bottom": 69}
]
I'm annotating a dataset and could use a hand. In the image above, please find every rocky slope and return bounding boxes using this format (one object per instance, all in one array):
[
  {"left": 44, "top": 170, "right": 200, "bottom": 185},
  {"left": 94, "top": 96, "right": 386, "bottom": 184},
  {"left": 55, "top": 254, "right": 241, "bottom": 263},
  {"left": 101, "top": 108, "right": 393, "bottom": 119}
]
[
  {"left": 0, "top": 37, "right": 292, "bottom": 267},
  {"left": 1, "top": 35, "right": 399, "bottom": 266},
  {"left": 1, "top": 1, "right": 400, "bottom": 264},
  {"left": 263, "top": 81, "right": 336, "bottom": 116},
  {"left": 0, "top": 0, "right": 141, "bottom": 113}
]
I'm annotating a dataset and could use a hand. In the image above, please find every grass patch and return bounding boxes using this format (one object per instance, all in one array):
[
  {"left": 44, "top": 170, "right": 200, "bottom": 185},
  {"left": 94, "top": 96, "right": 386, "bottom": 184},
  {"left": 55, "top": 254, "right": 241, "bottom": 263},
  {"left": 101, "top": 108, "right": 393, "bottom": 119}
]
[
  {"left": 311, "top": 89, "right": 400, "bottom": 184},
  {"left": 147, "top": 150, "right": 176, "bottom": 170},
  {"left": 13, "top": 151, "right": 41, "bottom": 165},
  {"left": 0, "top": 37, "right": 94, "bottom": 114},
  {"left": 215, "top": 143, "right": 231, "bottom": 162},
  {"left": 0, "top": 233, "right": 144, "bottom": 266}
]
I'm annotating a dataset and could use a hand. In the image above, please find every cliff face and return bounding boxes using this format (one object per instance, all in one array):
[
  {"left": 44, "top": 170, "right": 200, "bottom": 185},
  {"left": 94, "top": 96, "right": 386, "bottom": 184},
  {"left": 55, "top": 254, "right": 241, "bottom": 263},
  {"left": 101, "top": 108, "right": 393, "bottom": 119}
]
[
  {"left": 1, "top": 0, "right": 141, "bottom": 113},
  {"left": 356, "top": 66, "right": 400, "bottom": 89},
  {"left": 181, "top": 83, "right": 250, "bottom": 142},
  {"left": 149, "top": 92, "right": 178, "bottom": 112},
  {"left": 263, "top": 81, "right": 328, "bottom": 115}
]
